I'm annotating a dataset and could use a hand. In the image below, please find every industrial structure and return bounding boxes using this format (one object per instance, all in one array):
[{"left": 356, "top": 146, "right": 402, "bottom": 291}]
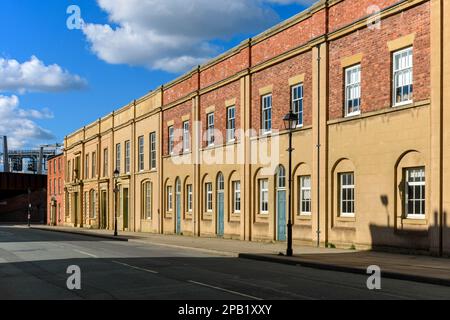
[{"left": 0, "top": 136, "right": 63, "bottom": 174}]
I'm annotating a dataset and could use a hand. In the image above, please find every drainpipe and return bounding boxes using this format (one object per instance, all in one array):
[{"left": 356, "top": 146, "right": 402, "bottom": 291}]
[{"left": 316, "top": 44, "right": 321, "bottom": 248}]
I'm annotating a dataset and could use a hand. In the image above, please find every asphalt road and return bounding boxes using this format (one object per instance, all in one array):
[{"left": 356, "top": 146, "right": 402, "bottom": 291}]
[{"left": 0, "top": 225, "right": 449, "bottom": 300}]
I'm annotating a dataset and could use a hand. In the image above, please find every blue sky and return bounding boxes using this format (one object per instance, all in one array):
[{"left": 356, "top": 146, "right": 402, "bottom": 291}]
[{"left": 0, "top": 0, "right": 313, "bottom": 149}]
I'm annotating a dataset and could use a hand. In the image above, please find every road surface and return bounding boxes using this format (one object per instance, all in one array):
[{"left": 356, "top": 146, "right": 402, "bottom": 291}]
[{"left": 0, "top": 226, "right": 449, "bottom": 300}]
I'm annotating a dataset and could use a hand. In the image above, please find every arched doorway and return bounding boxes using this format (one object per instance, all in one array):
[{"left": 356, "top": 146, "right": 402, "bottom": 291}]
[
  {"left": 175, "top": 178, "right": 182, "bottom": 235},
  {"left": 217, "top": 173, "right": 225, "bottom": 236},
  {"left": 276, "top": 165, "right": 287, "bottom": 241}
]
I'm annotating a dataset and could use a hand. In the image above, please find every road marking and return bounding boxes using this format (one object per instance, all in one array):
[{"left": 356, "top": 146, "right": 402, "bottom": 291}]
[
  {"left": 188, "top": 280, "right": 263, "bottom": 300},
  {"left": 73, "top": 249, "right": 98, "bottom": 258},
  {"left": 112, "top": 261, "right": 159, "bottom": 274}
]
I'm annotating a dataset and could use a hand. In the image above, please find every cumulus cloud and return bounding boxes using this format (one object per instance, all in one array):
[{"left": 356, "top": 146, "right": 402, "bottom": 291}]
[
  {"left": 82, "top": 0, "right": 317, "bottom": 73},
  {"left": 0, "top": 56, "right": 87, "bottom": 93},
  {"left": 0, "top": 95, "right": 55, "bottom": 149}
]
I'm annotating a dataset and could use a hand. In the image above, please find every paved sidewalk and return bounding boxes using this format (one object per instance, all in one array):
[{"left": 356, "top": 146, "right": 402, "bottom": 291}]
[{"left": 30, "top": 225, "right": 450, "bottom": 287}]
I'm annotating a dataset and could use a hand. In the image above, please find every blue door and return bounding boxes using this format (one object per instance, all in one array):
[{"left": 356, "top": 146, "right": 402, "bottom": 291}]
[
  {"left": 217, "top": 192, "right": 224, "bottom": 236},
  {"left": 277, "top": 190, "right": 287, "bottom": 241}
]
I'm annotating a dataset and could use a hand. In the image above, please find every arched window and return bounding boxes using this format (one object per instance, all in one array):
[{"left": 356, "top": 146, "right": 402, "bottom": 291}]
[
  {"left": 142, "top": 181, "right": 152, "bottom": 220},
  {"left": 277, "top": 165, "right": 286, "bottom": 189},
  {"left": 217, "top": 173, "right": 224, "bottom": 192},
  {"left": 90, "top": 190, "right": 97, "bottom": 219}
]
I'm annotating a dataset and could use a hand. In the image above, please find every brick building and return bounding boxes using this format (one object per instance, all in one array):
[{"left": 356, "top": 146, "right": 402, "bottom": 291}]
[
  {"left": 47, "top": 154, "right": 65, "bottom": 226},
  {"left": 64, "top": 0, "right": 450, "bottom": 255}
]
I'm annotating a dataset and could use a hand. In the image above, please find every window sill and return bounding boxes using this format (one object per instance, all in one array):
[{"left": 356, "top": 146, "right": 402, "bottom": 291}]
[
  {"left": 393, "top": 100, "right": 413, "bottom": 108},
  {"left": 402, "top": 217, "right": 427, "bottom": 225},
  {"left": 297, "top": 214, "right": 312, "bottom": 221},
  {"left": 336, "top": 216, "right": 356, "bottom": 223},
  {"left": 345, "top": 111, "right": 361, "bottom": 118}
]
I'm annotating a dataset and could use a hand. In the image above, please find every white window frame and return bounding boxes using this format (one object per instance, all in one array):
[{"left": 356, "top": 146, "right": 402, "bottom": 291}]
[
  {"left": 150, "top": 132, "right": 157, "bottom": 170},
  {"left": 103, "top": 148, "right": 108, "bottom": 178},
  {"left": 261, "top": 94, "right": 272, "bottom": 134},
  {"left": 340, "top": 172, "right": 355, "bottom": 218},
  {"left": 90, "top": 190, "right": 97, "bottom": 219},
  {"left": 138, "top": 136, "right": 144, "bottom": 172},
  {"left": 404, "top": 167, "right": 426, "bottom": 219},
  {"left": 116, "top": 143, "right": 121, "bottom": 174},
  {"left": 292, "top": 84, "right": 304, "bottom": 127},
  {"left": 299, "top": 176, "right": 312, "bottom": 216},
  {"left": 207, "top": 113, "right": 215, "bottom": 146},
  {"left": 85, "top": 154, "right": 89, "bottom": 179},
  {"left": 206, "top": 182, "right": 213, "bottom": 212},
  {"left": 168, "top": 126, "right": 175, "bottom": 155},
  {"left": 259, "top": 179, "right": 269, "bottom": 214},
  {"left": 125, "top": 140, "right": 130, "bottom": 174},
  {"left": 345, "top": 64, "right": 361, "bottom": 117},
  {"left": 227, "top": 106, "right": 236, "bottom": 142},
  {"left": 233, "top": 181, "right": 241, "bottom": 214},
  {"left": 91, "top": 151, "right": 96, "bottom": 179},
  {"left": 186, "top": 184, "right": 193, "bottom": 213},
  {"left": 183, "top": 121, "right": 190, "bottom": 152},
  {"left": 144, "top": 181, "right": 152, "bottom": 220},
  {"left": 167, "top": 186, "right": 173, "bottom": 212},
  {"left": 393, "top": 47, "right": 413, "bottom": 107}
]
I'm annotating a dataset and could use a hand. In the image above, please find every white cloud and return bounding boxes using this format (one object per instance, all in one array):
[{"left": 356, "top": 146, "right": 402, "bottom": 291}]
[
  {"left": 0, "top": 56, "right": 87, "bottom": 93},
  {"left": 82, "top": 0, "right": 316, "bottom": 73},
  {"left": 0, "top": 95, "right": 55, "bottom": 149}
]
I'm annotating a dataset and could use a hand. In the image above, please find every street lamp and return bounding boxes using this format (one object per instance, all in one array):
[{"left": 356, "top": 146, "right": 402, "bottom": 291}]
[
  {"left": 113, "top": 169, "right": 120, "bottom": 237},
  {"left": 283, "top": 110, "right": 298, "bottom": 257}
]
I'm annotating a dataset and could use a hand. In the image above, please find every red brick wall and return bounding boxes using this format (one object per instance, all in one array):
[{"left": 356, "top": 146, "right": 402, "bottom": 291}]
[
  {"left": 328, "top": 2, "right": 430, "bottom": 120},
  {"left": 251, "top": 51, "right": 313, "bottom": 133},
  {"left": 328, "top": 0, "right": 401, "bottom": 32},
  {"left": 47, "top": 154, "right": 65, "bottom": 225},
  {"left": 251, "top": 9, "right": 325, "bottom": 66},
  {"left": 163, "top": 73, "right": 199, "bottom": 105},
  {"left": 200, "top": 80, "right": 241, "bottom": 147},
  {"left": 162, "top": 100, "right": 193, "bottom": 156},
  {"left": 200, "top": 48, "right": 249, "bottom": 89}
]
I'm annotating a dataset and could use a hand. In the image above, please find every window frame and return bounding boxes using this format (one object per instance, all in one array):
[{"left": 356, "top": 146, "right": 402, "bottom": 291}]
[
  {"left": 150, "top": 132, "right": 157, "bottom": 170},
  {"left": 344, "top": 64, "right": 362, "bottom": 117},
  {"left": 339, "top": 172, "right": 355, "bottom": 218},
  {"left": 138, "top": 136, "right": 145, "bottom": 172},
  {"left": 205, "top": 182, "right": 213, "bottom": 212},
  {"left": 291, "top": 84, "right": 304, "bottom": 127},
  {"left": 233, "top": 181, "right": 241, "bottom": 214},
  {"left": 183, "top": 121, "right": 190, "bottom": 152},
  {"left": 299, "top": 175, "right": 312, "bottom": 216},
  {"left": 227, "top": 106, "right": 236, "bottom": 142},
  {"left": 186, "top": 184, "right": 193, "bottom": 213},
  {"left": 167, "top": 186, "right": 173, "bottom": 212},
  {"left": 259, "top": 179, "right": 269, "bottom": 215},
  {"left": 143, "top": 181, "right": 152, "bottom": 220},
  {"left": 392, "top": 47, "right": 413, "bottom": 107},
  {"left": 168, "top": 126, "right": 175, "bottom": 155},
  {"left": 125, "top": 140, "right": 131, "bottom": 174},
  {"left": 103, "top": 148, "right": 108, "bottom": 178},
  {"left": 115, "top": 143, "right": 121, "bottom": 174},
  {"left": 404, "top": 167, "right": 426, "bottom": 220},
  {"left": 207, "top": 113, "right": 215, "bottom": 146},
  {"left": 261, "top": 94, "right": 272, "bottom": 134},
  {"left": 91, "top": 151, "right": 96, "bottom": 179}
]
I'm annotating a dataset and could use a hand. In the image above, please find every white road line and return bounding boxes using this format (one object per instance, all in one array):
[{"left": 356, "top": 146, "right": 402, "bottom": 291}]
[
  {"left": 188, "top": 280, "right": 263, "bottom": 300},
  {"left": 112, "top": 261, "right": 159, "bottom": 274},
  {"left": 73, "top": 249, "right": 98, "bottom": 258}
]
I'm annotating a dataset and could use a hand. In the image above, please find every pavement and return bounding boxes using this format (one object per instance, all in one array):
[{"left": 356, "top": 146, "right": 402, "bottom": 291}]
[
  {"left": 32, "top": 225, "right": 450, "bottom": 288},
  {"left": 1, "top": 225, "right": 450, "bottom": 300}
]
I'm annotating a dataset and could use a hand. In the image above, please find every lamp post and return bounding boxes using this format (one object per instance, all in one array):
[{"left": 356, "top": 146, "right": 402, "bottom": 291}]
[
  {"left": 113, "top": 169, "right": 120, "bottom": 237},
  {"left": 283, "top": 111, "right": 298, "bottom": 257}
]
